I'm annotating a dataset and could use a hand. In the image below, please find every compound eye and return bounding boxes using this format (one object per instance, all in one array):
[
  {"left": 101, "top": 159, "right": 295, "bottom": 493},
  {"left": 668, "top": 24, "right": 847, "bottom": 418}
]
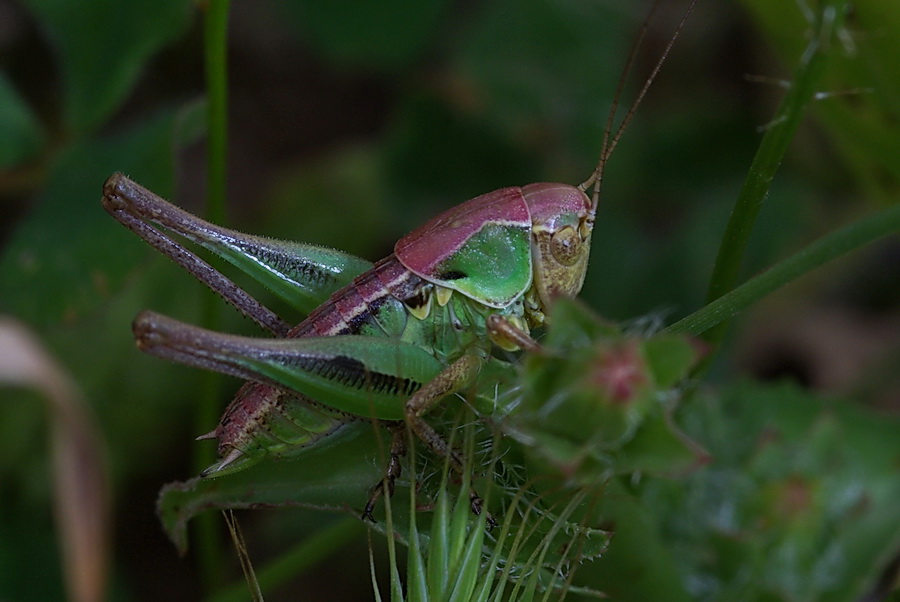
[{"left": 550, "top": 226, "right": 581, "bottom": 266}]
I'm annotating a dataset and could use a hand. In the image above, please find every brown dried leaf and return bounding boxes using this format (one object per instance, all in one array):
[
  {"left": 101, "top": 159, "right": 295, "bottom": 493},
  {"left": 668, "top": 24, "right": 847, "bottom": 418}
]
[{"left": 0, "top": 318, "right": 110, "bottom": 602}]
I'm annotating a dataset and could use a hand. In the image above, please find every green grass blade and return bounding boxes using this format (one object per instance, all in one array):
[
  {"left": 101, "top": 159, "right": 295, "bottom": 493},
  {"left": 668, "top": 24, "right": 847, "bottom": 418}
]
[
  {"left": 447, "top": 478, "right": 473, "bottom": 577},
  {"left": 427, "top": 480, "right": 452, "bottom": 596},
  {"left": 407, "top": 471, "right": 428, "bottom": 602},
  {"left": 446, "top": 509, "right": 488, "bottom": 602},
  {"left": 381, "top": 474, "right": 405, "bottom": 602},
  {"left": 472, "top": 486, "right": 531, "bottom": 602},
  {"left": 666, "top": 202, "right": 900, "bottom": 336},
  {"left": 370, "top": 532, "right": 385, "bottom": 602},
  {"left": 196, "top": 0, "right": 231, "bottom": 590}
]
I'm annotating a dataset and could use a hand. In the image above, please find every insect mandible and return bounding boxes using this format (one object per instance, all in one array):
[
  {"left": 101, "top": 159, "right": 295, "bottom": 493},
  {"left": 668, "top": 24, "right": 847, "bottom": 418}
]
[{"left": 102, "top": 0, "right": 697, "bottom": 519}]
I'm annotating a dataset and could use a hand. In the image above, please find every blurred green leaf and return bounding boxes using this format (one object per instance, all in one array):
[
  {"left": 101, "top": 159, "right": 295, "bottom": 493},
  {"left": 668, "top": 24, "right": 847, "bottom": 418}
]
[
  {"left": 0, "top": 106, "right": 202, "bottom": 326},
  {"left": 384, "top": 95, "right": 539, "bottom": 216},
  {"left": 0, "top": 72, "right": 45, "bottom": 168},
  {"left": 278, "top": 0, "right": 447, "bottom": 70},
  {"left": 262, "top": 146, "right": 394, "bottom": 258},
  {"left": 643, "top": 334, "right": 702, "bottom": 388},
  {"left": 455, "top": 0, "right": 630, "bottom": 170},
  {"left": 158, "top": 422, "right": 380, "bottom": 554},
  {"left": 19, "top": 0, "right": 194, "bottom": 133},
  {"left": 584, "top": 477, "right": 695, "bottom": 602},
  {"left": 615, "top": 410, "right": 703, "bottom": 476}
]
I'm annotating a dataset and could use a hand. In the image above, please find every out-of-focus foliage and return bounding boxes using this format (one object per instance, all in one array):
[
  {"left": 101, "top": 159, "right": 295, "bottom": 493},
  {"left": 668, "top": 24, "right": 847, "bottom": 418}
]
[
  {"left": 1, "top": 0, "right": 898, "bottom": 600},
  {"left": 160, "top": 299, "right": 900, "bottom": 600}
]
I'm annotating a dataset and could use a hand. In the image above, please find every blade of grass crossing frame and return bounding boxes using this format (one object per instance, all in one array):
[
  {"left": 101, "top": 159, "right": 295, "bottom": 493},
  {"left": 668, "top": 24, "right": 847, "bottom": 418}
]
[
  {"left": 667, "top": 202, "right": 900, "bottom": 335},
  {"left": 700, "top": 0, "right": 850, "bottom": 350}
]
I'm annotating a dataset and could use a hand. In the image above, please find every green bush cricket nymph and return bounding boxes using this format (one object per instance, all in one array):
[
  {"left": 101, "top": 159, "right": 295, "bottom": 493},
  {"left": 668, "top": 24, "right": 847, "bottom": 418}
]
[{"left": 103, "top": 0, "right": 697, "bottom": 521}]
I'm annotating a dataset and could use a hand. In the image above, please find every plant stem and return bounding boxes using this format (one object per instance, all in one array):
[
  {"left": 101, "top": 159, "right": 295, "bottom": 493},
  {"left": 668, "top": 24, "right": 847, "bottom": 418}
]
[
  {"left": 196, "top": 0, "right": 230, "bottom": 591},
  {"left": 204, "top": 0, "right": 229, "bottom": 226},
  {"left": 701, "top": 0, "right": 850, "bottom": 349}
]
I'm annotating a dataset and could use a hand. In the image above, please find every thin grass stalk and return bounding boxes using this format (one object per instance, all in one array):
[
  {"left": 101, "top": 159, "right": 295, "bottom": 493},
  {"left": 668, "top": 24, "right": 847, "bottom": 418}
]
[
  {"left": 371, "top": 529, "right": 385, "bottom": 602},
  {"left": 219, "top": 510, "right": 263, "bottom": 602},
  {"left": 195, "top": 0, "right": 232, "bottom": 590}
]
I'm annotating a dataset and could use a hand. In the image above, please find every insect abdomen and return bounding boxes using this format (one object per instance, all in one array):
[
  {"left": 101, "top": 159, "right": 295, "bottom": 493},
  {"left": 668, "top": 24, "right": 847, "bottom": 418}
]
[
  {"left": 205, "top": 253, "right": 499, "bottom": 473},
  {"left": 294, "top": 255, "right": 426, "bottom": 339},
  {"left": 204, "top": 382, "right": 353, "bottom": 475},
  {"left": 205, "top": 256, "right": 433, "bottom": 472}
]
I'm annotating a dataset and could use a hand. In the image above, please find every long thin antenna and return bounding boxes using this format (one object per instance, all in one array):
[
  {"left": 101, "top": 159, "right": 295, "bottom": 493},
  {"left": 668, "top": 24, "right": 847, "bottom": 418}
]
[{"left": 580, "top": 0, "right": 700, "bottom": 218}]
